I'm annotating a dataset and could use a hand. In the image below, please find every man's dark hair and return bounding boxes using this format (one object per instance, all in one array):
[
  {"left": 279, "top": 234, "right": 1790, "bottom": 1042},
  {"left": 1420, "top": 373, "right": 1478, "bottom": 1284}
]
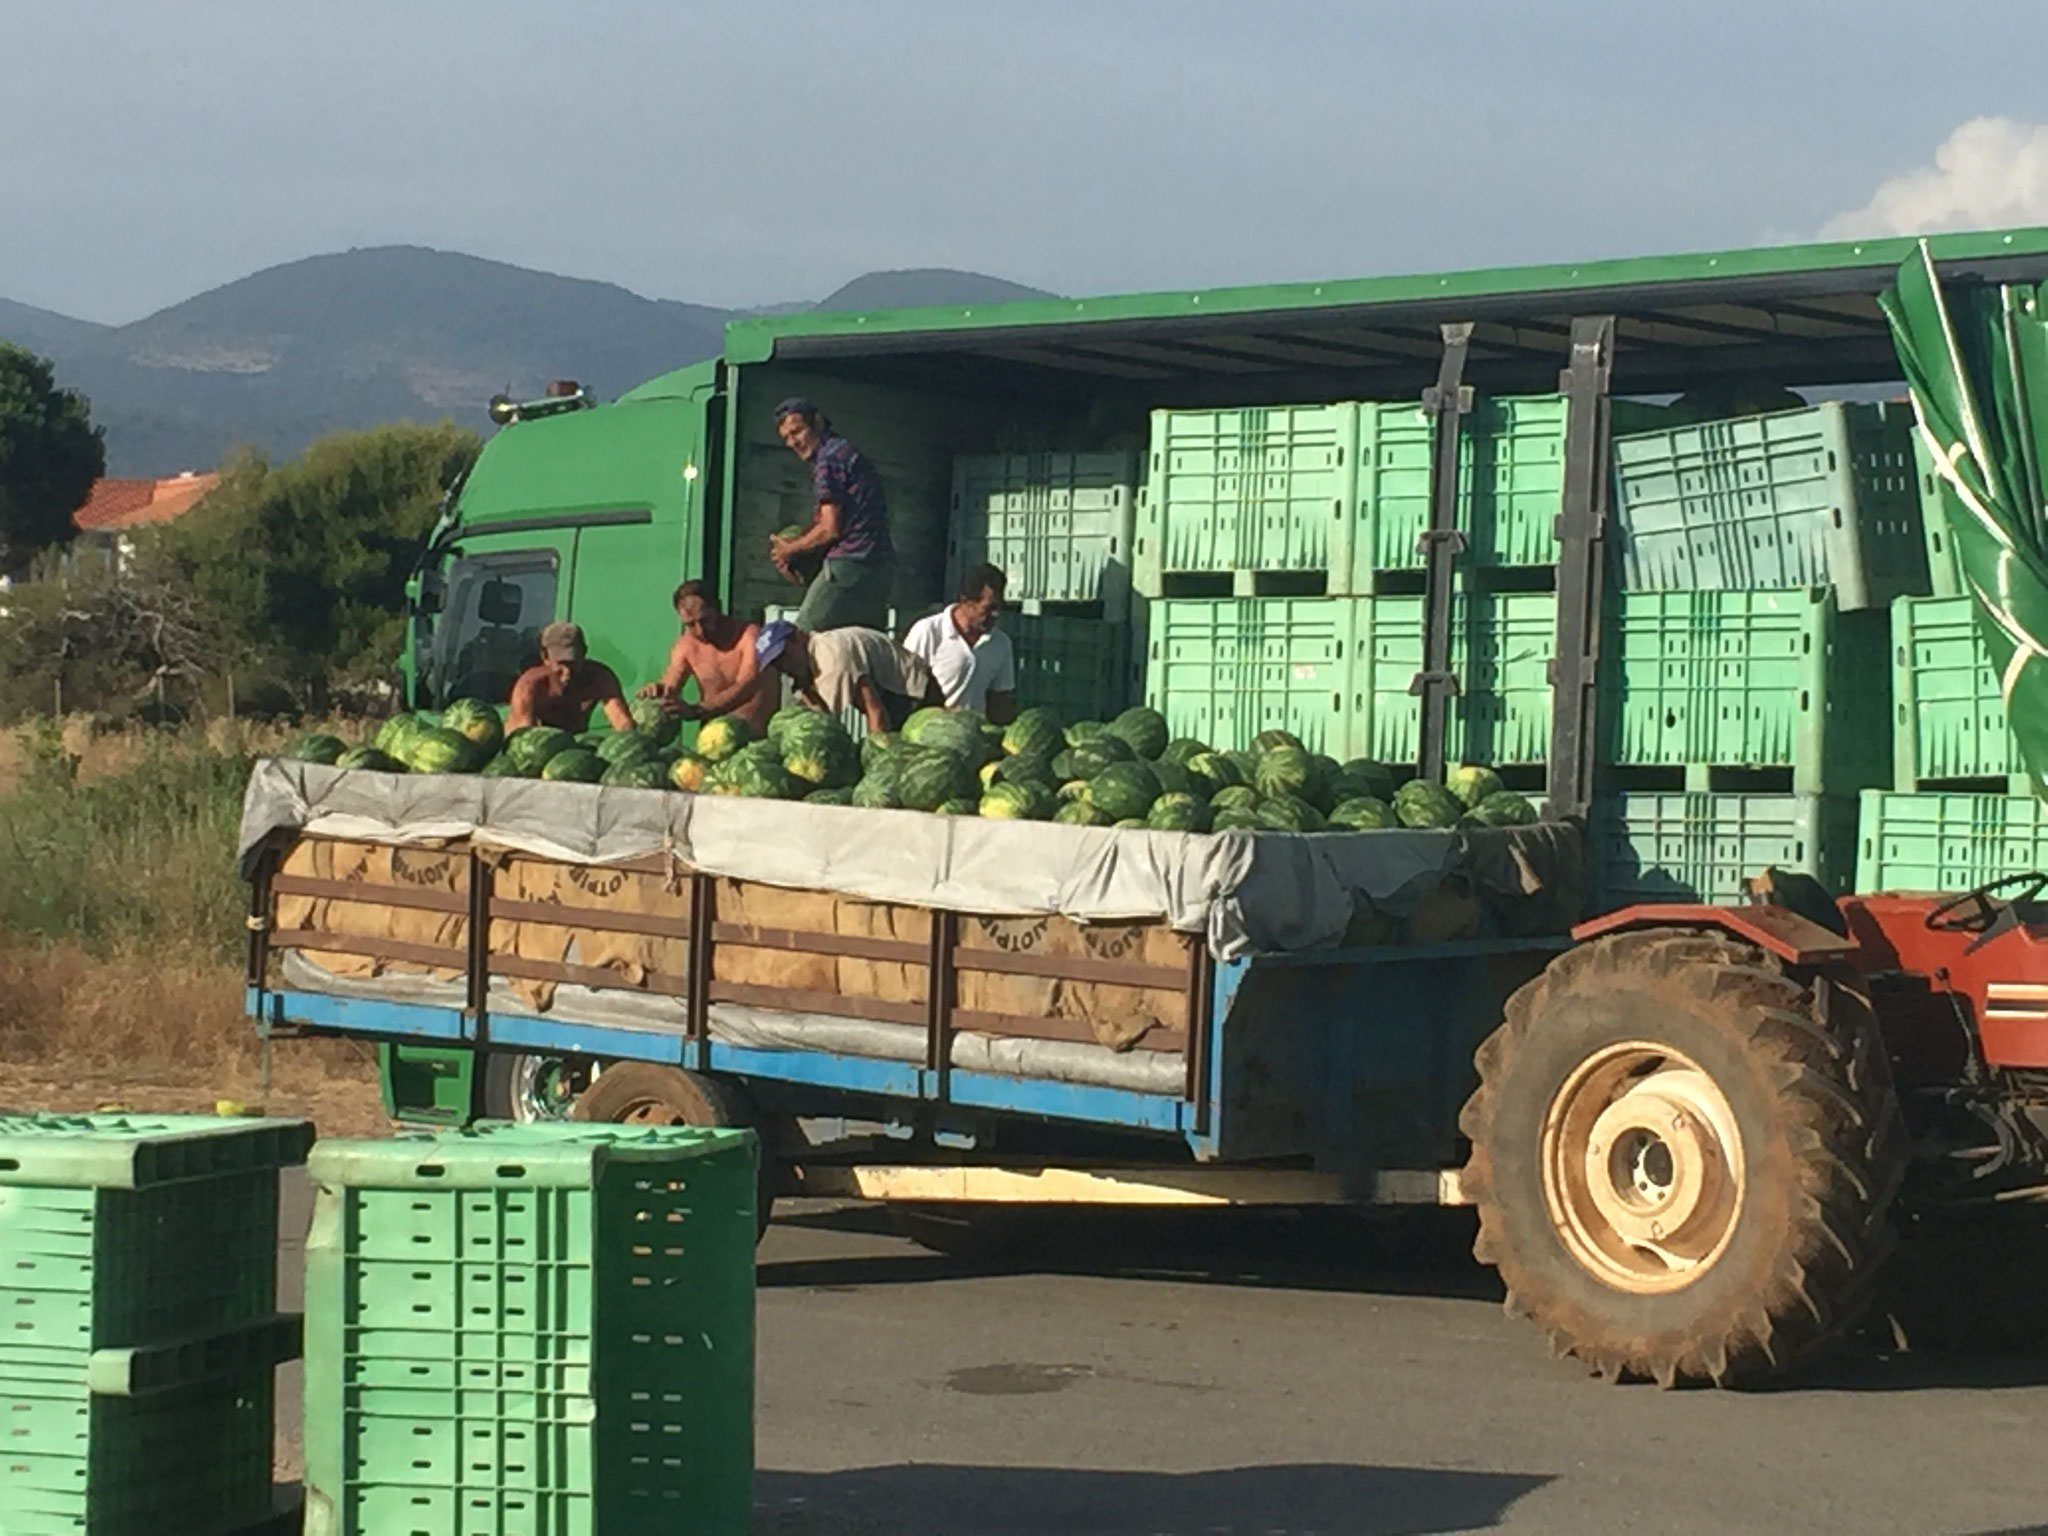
[
  {"left": 672, "top": 580, "right": 717, "bottom": 609},
  {"left": 773, "top": 396, "right": 825, "bottom": 429},
  {"left": 958, "top": 563, "right": 1007, "bottom": 602}
]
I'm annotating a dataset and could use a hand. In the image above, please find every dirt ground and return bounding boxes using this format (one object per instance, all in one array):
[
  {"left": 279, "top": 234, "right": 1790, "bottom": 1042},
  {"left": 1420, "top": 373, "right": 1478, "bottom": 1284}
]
[{"left": 4, "top": 1042, "right": 391, "bottom": 1138}]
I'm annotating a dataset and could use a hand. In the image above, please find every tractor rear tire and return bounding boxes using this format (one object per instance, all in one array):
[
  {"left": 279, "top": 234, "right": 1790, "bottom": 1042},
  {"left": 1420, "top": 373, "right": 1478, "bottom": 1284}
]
[
  {"left": 1459, "top": 929, "right": 1907, "bottom": 1386},
  {"left": 571, "top": 1062, "right": 776, "bottom": 1239}
]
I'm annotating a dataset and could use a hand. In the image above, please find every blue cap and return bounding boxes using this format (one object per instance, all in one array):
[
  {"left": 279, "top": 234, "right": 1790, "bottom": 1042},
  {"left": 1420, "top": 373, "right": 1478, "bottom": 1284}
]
[
  {"left": 772, "top": 396, "right": 820, "bottom": 425},
  {"left": 756, "top": 619, "right": 797, "bottom": 665}
]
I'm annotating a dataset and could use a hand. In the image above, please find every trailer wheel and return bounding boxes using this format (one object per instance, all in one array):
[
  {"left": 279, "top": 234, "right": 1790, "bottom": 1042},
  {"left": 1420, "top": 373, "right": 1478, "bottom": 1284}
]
[
  {"left": 1459, "top": 930, "right": 1906, "bottom": 1387},
  {"left": 571, "top": 1062, "right": 776, "bottom": 1239},
  {"left": 482, "top": 1052, "right": 592, "bottom": 1123}
]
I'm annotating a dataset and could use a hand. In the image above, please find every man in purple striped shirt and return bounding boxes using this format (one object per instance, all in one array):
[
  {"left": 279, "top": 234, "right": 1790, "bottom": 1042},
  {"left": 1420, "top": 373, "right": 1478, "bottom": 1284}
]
[{"left": 770, "top": 397, "right": 896, "bottom": 632}]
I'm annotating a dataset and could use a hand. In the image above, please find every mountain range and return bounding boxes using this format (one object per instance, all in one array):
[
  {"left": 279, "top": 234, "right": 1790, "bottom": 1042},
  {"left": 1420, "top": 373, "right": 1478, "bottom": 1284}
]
[{"left": 0, "top": 249, "right": 1054, "bottom": 476}]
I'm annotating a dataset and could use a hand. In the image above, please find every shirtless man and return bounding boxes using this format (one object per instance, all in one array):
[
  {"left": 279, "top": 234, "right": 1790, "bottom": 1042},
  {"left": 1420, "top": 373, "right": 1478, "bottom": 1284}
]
[
  {"left": 641, "top": 582, "right": 777, "bottom": 732},
  {"left": 506, "top": 621, "right": 634, "bottom": 734}
]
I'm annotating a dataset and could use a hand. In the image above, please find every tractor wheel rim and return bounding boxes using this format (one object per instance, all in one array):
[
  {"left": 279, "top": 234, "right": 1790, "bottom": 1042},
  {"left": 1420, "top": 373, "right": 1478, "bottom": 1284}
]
[
  {"left": 1540, "top": 1043, "right": 1746, "bottom": 1295},
  {"left": 509, "top": 1056, "right": 583, "bottom": 1122}
]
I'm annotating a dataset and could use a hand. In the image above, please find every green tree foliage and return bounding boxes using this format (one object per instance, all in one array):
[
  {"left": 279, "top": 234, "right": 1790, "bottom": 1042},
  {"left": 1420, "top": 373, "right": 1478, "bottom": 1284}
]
[
  {"left": 144, "top": 421, "right": 479, "bottom": 706},
  {"left": 0, "top": 344, "right": 105, "bottom": 568}
]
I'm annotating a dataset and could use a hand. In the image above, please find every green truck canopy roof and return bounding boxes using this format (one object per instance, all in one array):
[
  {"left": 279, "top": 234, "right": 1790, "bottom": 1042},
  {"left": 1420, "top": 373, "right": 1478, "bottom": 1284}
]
[{"left": 720, "top": 226, "right": 2048, "bottom": 400}]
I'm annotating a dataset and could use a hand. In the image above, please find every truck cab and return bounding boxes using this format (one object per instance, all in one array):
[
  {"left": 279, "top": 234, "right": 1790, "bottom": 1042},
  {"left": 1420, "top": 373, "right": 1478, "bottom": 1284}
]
[{"left": 406, "top": 362, "right": 721, "bottom": 710}]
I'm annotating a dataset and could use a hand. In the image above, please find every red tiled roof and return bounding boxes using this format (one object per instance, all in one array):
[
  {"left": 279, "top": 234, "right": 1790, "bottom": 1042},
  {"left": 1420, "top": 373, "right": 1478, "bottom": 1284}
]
[{"left": 72, "top": 473, "right": 219, "bottom": 532}]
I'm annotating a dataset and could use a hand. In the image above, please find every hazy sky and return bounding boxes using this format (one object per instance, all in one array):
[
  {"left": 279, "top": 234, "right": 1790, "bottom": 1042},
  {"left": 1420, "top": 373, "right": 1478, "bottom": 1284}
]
[{"left": 9, "top": 0, "right": 2048, "bottom": 323}]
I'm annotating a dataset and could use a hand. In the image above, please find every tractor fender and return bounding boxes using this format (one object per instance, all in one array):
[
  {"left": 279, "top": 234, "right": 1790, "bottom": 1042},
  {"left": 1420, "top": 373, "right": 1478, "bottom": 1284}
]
[{"left": 1572, "top": 903, "right": 1858, "bottom": 968}]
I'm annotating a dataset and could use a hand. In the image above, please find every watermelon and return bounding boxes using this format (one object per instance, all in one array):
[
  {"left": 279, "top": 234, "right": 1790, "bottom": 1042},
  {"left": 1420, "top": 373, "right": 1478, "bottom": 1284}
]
[
  {"left": 627, "top": 697, "right": 683, "bottom": 747},
  {"left": 541, "top": 748, "right": 604, "bottom": 783},
  {"left": 1469, "top": 789, "right": 1539, "bottom": 827},
  {"left": 711, "top": 755, "right": 799, "bottom": 799},
  {"left": 851, "top": 776, "right": 902, "bottom": 809},
  {"left": 1210, "top": 784, "right": 1261, "bottom": 814},
  {"left": 897, "top": 747, "right": 978, "bottom": 812},
  {"left": 1106, "top": 705, "right": 1168, "bottom": 761},
  {"left": 1256, "top": 794, "right": 1326, "bottom": 832},
  {"left": 935, "top": 798, "right": 980, "bottom": 816},
  {"left": 1447, "top": 764, "right": 1507, "bottom": 811},
  {"left": 1210, "top": 807, "right": 1263, "bottom": 831},
  {"left": 1089, "top": 761, "right": 1162, "bottom": 822},
  {"left": 285, "top": 732, "right": 346, "bottom": 765},
  {"left": 900, "top": 707, "right": 952, "bottom": 746},
  {"left": 1225, "top": 748, "right": 1260, "bottom": 782},
  {"left": 1112, "top": 818, "right": 1148, "bottom": 830},
  {"left": 1146, "top": 792, "right": 1211, "bottom": 832},
  {"left": 577, "top": 731, "right": 609, "bottom": 751},
  {"left": 335, "top": 745, "right": 403, "bottom": 773},
  {"left": 1064, "top": 720, "right": 1107, "bottom": 748},
  {"left": 1002, "top": 706, "right": 1065, "bottom": 760},
  {"left": 1052, "top": 800, "right": 1111, "bottom": 827},
  {"left": 695, "top": 716, "right": 754, "bottom": 763},
  {"left": 1393, "top": 779, "right": 1464, "bottom": 828},
  {"left": 1050, "top": 748, "right": 1078, "bottom": 781},
  {"left": 861, "top": 731, "right": 903, "bottom": 773},
  {"left": 1187, "top": 751, "right": 1242, "bottom": 792},
  {"left": 1159, "top": 737, "right": 1208, "bottom": 769},
  {"left": 479, "top": 754, "right": 522, "bottom": 778},
  {"left": 504, "top": 726, "right": 575, "bottom": 775},
  {"left": 1067, "top": 736, "right": 1132, "bottom": 778},
  {"left": 805, "top": 786, "right": 856, "bottom": 806},
  {"left": 408, "top": 726, "right": 480, "bottom": 775},
  {"left": 374, "top": 711, "right": 436, "bottom": 760},
  {"left": 1328, "top": 796, "right": 1399, "bottom": 830},
  {"left": 1339, "top": 758, "right": 1396, "bottom": 802},
  {"left": 915, "top": 710, "right": 996, "bottom": 765},
  {"left": 1254, "top": 745, "right": 1318, "bottom": 801},
  {"left": 1327, "top": 767, "right": 1391, "bottom": 807},
  {"left": 603, "top": 760, "right": 671, "bottom": 789},
  {"left": 1254, "top": 729, "right": 1304, "bottom": 754},
  {"left": 596, "top": 731, "right": 659, "bottom": 768},
  {"left": 992, "top": 752, "right": 1056, "bottom": 789},
  {"left": 1150, "top": 758, "right": 1200, "bottom": 798},
  {"left": 765, "top": 704, "right": 814, "bottom": 749},
  {"left": 979, "top": 782, "right": 1040, "bottom": 820},
  {"left": 785, "top": 734, "right": 859, "bottom": 790},
  {"left": 668, "top": 753, "right": 711, "bottom": 791},
  {"left": 1056, "top": 778, "right": 1092, "bottom": 803},
  {"left": 441, "top": 698, "right": 506, "bottom": 756}
]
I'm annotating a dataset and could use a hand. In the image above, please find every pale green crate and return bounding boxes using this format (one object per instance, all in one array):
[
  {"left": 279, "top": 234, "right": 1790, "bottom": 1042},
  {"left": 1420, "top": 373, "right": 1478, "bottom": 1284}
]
[
  {"left": 1009, "top": 613, "right": 1133, "bottom": 723},
  {"left": 1855, "top": 789, "right": 2048, "bottom": 892},
  {"left": 1135, "top": 403, "right": 1360, "bottom": 593},
  {"left": 1611, "top": 401, "right": 1930, "bottom": 610},
  {"left": 1911, "top": 428, "right": 1967, "bottom": 597},
  {"left": 1592, "top": 792, "right": 1859, "bottom": 909},
  {"left": 1139, "top": 596, "right": 1365, "bottom": 758},
  {"left": 1603, "top": 588, "right": 1891, "bottom": 792},
  {"left": 947, "top": 452, "right": 1138, "bottom": 617},
  {"left": 303, "top": 1122, "right": 757, "bottom": 1536},
  {"left": 1361, "top": 592, "right": 1560, "bottom": 766},
  {"left": 1891, "top": 594, "right": 2024, "bottom": 785}
]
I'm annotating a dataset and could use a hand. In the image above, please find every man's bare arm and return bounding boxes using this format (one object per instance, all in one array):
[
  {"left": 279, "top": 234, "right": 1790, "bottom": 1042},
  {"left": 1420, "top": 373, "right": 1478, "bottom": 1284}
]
[
  {"left": 773, "top": 502, "right": 842, "bottom": 560},
  {"left": 688, "top": 626, "right": 765, "bottom": 716},
  {"left": 640, "top": 637, "right": 694, "bottom": 699},
  {"left": 589, "top": 665, "right": 635, "bottom": 733},
  {"left": 851, "top": 676, "right": 891, "bottom": 737},
  {"left": 505, "top": 673, "right": 542, "bottom": 732}
]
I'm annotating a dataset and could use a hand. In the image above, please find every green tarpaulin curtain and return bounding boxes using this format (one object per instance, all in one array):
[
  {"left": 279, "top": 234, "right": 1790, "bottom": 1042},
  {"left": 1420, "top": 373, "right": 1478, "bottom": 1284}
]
[{"left": 1881, "top": 242, "right": 2048, "bottom": 797}]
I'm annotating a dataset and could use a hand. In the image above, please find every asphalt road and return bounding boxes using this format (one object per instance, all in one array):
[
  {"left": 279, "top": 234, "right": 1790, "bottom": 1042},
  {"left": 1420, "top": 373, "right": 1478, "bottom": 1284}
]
[{"left": 277, "top": 1180, "right": 2048, "bottom": 1536}]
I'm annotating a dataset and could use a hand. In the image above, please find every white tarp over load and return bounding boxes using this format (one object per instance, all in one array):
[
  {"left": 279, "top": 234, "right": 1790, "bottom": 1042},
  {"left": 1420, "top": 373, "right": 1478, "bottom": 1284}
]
[{"left": 239, "top": 761, "right": 1586, "bottom": 961}]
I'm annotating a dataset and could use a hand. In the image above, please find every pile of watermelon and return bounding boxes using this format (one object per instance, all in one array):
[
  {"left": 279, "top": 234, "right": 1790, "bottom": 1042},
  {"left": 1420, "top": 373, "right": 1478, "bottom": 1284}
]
[{"left": 284, "top": 698, "right": 1539, "bottom": 833}]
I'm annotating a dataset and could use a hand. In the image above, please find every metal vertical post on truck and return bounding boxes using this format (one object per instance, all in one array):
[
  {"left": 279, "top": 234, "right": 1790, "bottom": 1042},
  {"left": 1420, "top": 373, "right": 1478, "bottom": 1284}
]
[
  {"left": 1545, "top": 314, "right": 1616, "bottom": 820},
  {"left": 1415, "top": 322, "right": 1473, "bottom": 783}
]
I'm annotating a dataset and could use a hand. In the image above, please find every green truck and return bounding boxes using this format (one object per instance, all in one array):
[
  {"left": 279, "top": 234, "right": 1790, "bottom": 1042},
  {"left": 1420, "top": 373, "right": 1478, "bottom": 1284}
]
[{"left": 243, "top": 227, "right": 2048, "bottom": 1387}]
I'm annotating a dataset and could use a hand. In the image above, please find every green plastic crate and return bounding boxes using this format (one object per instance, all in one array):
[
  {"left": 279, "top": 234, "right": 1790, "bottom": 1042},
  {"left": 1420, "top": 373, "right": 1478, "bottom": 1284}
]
[
  {"left": 1591, "top": 792, "right": 1859, "bottom": 909},
  {"left": 1891, "top": 595, "right": 2023, "bottom": 786},
  {"left": 947, "top": 452, "right": 1138, "bottom": 617},
  {"left": 1602, "top": 588, "right": 1891, "bottom": 792},
  {"left": 1911, "top": 429, "right": 1967, "bottom": 597},
  {"left": 1136, "top": 403, "right": 1357, "bottom": 593},
  {"left": 0, "top": 1115, "right": 309, "bottom": 1360},
  {"left": 1139, "top": 596, "right": 1367, "bottom": 758},
  {"left": 1361, "top": 592, "right": 1560, "bottom": 765},
  {"left": 1610, "top": 401, "right": 1930, "bottom": 610},
  {"left": 1009, "top": 613, "right": 1133, "bottom": 723},
  {"left": 1855, "top": 790, "right": 2048, "bottom": 893},
  {"left": 303, "top": 1122, "right": 758, "bottom": 1536},
  {"left": 0, "top": 1367, "right": 279, "bottom": 1536}
]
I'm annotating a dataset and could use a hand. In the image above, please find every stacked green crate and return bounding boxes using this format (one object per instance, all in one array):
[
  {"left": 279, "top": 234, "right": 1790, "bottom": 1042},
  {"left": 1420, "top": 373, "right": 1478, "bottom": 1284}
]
[
  {"left": 947, "top": 453, "right": 1137, "bottom": 724},
  {"left": 1594, "top": 793, "right": 1861, "bottom": 906},
  {"left": 1602, "top": 589, "right": 1890, "bottom": 793},
  {"left": 302, "top": 1122, "right": 757, "bottom": 1536},
  {"left": 1856, "top": 789, "right": 2048, "bottom": 892},
  {"left": 1356, "top": 592, "right": 1560, "bottom": 765},
  {"left": 1140, "top": 597, "right": 1365, "bottom": 758},
  {"left": 1910, "top": 429, "right": 1967, "bottom": 597},
  {"left": 1891, "top": 594, "right": 2024, "bottom": 788},
  {"left": 0, "top": 1113, "right": 311, "bottom": 1536}
]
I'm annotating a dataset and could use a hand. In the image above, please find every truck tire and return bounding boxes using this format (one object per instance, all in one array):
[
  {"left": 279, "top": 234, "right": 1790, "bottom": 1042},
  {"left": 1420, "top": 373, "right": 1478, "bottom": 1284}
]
[
  {"left": 481, "top": 1052, "right": 591, "bottom": 1123},
  {"left": 570, "top": 1062, "right": 776, "bottom": 1239},
  {"left": 1459, "top": 929, "right": 1906, "bottom": 1387}
]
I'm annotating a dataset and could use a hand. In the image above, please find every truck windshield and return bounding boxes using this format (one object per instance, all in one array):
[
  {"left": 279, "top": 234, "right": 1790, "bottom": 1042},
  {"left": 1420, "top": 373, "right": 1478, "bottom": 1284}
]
[{"left": 423, "top": 551, "right": 559, "bottom": 709}]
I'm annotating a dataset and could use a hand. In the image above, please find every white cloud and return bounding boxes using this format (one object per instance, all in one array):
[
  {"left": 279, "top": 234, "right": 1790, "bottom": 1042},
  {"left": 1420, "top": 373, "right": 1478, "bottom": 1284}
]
[{"left": 1824, "top": 117, "right": 2048, "bottom": 239}]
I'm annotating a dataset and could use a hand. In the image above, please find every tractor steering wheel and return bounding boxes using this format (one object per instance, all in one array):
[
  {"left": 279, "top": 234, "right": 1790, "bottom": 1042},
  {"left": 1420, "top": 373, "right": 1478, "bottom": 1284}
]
[{"left": 1923, "top": 871, "right": 2048, "bottom": 934}]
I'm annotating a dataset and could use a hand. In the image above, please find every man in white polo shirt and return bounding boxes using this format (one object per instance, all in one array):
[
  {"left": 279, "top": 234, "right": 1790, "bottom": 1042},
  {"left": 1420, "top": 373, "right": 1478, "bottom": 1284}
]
[{"left": 902, "top": 564, "right": 1017, "bottom": 724}]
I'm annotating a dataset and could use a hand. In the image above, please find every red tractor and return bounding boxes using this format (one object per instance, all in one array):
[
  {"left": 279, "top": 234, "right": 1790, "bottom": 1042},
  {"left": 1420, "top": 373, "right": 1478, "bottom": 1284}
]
[{"left": 1459, "top": 877, "right": 2048, "bottom": 1386}]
